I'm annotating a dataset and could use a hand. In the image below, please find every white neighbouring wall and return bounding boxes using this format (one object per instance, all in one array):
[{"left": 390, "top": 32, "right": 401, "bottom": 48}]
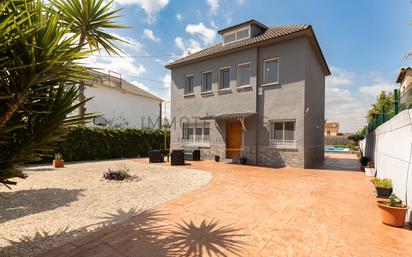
[
  {"left": 360, "top": 109, "right": 412, "bottom": 221},
  {"left": 84, "top": 85, "right": 162, "bottom": 129}
]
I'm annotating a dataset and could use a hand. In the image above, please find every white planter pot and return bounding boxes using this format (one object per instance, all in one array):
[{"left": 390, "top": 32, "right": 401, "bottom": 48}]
[{"left": 365, "top": 167, "right": 376, "bottom": 177}]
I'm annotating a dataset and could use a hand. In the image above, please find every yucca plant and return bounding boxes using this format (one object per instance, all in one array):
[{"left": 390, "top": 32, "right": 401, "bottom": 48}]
[{"left": 0, "top": 0, "right": 126, "bottom": 188}]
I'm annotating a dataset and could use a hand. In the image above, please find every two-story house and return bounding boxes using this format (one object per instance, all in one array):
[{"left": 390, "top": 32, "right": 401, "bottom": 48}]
[{"left": 165, "top": 20, "right": 330, "bottom": 168}]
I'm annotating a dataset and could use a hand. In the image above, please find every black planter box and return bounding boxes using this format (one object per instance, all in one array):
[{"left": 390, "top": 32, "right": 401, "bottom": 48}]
[{"left": 375, "top": 186, "right": 392, "bottom": 198}]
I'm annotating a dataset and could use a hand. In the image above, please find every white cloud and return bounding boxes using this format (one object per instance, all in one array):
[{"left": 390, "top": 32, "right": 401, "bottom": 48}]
[
  {"left": 174, "top": 37, "right": 185, "bottom": 51},
  {"left": 359, "top": 78, "right": 396, "bottom": 96},
  {"left": 130, "top": 80, "right": 150, "bottom": 92},
  {"left": 206, "top": 0, "right": 219, "bottom": 15},
  {"left": 176, "top": 13, "right": 183, "bottom": 21},
  {"left": 161, "top": 74, "right": 171, "bottom": 89},
  {"left": 235, "top": 0, "right": 244, "bottom": 4},
  {"left": 114, "top": 0, "right": 169, "bottom": 22},
  {"left": 110, "top": 33, "right": 142, "bottom": 52},
  {"left": 325, "top": 67, "right": 368, "bottom": 132},
  {"left": 185, "top": 22, "right": 216, "bottom": 45},
  {"left": 83, "top": 56, "right": 147, "bottom": 76},
  {"left": 142, "top": 29, "right": 160, "bottom": 42},
  {"left": 174, "top": 37, "right": 203, "bottom": 56}
]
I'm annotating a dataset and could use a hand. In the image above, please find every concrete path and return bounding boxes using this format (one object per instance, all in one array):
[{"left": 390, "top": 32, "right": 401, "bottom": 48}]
[{"left": 39, "top": 153, "right": 412, "bottom": 257}]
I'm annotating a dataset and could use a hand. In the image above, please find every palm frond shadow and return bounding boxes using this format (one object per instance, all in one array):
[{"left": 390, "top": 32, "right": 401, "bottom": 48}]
[{"left": 2, "top": 208, "right": 247, "bottom": 257}]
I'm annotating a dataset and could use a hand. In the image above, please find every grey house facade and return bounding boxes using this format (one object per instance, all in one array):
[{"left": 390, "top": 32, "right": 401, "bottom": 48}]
[{"left": 165, "top": 20, "right": 330, "bottom": 168}]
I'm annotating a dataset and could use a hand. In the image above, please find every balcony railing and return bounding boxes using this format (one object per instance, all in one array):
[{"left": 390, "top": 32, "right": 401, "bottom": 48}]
[
  {"left": 268, "top": 139, "right": 296, "bottom": 148},
  {"left": 182, "top": 137, "right": 210, "bottom": 146}
]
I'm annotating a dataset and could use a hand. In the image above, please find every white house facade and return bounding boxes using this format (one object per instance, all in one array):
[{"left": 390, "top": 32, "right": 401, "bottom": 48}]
[{"left": 80, "top": 71, "right": 163, "bottom": 129}]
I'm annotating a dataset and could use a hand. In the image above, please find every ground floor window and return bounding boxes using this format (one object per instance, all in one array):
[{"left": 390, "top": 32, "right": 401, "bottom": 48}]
[
  {"left": 182, "top": 122, "right": 210, "bottom": 145},
  {"left": 269, "top": 120, "right": 295, "bottom": 147}
]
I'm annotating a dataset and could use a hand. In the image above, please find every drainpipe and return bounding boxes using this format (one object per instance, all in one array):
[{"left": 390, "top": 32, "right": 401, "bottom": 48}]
[{"left": 255, "top": 47, "right": 260, "bottom": 164}]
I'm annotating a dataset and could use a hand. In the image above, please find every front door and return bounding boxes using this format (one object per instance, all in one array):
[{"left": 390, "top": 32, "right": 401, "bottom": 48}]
[{"left": 226, "top": 121, "right": 242, "bottom": 159}]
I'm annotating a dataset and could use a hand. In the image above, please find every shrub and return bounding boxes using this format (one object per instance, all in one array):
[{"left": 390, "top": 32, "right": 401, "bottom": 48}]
[
  {"left": 371, "top": 178, "right": 392, "bottom": 188},
  {"left": 103, "top": 168, "right": 131, "bottom": 181},
  {"left": 359, "top": 156, "right": 369, "bottom": 166},
  {"left": 43, "top": 126, "right": 169, "bottom": 163}
]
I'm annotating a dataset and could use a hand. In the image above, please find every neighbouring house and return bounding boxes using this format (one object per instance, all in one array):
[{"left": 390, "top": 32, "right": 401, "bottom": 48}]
[
  {"left": 78, "top": 71, "right": 163, "bottom": 129},
  {"left": 396, "top": 67, "right": 412, "bottom": 108},
  {"left": 324, "top": 122, "right": 339, "bottom": 136},
  {"left": 165, "top": 20, "right": 330, "bottom": 168}
]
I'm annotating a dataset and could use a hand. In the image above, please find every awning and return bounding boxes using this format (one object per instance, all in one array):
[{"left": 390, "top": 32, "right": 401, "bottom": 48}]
[{"left": 199, "top": 112, "right": 256, "bottom": 120}]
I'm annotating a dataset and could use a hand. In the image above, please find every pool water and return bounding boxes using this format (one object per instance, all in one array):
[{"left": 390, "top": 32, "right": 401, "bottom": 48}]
[{"left": 325, "top": 147, "right": 350, "bottom": 152}]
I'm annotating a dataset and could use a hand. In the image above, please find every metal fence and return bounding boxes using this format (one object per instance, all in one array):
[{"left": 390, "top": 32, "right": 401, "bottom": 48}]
[{"left": 368, "top": 88, "right": 412, "bottom": 132}]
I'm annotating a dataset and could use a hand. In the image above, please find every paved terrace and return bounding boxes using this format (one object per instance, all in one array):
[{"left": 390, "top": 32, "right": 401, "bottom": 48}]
[{"left": 40, "top": 153, "right": 412, "bottom": 257}]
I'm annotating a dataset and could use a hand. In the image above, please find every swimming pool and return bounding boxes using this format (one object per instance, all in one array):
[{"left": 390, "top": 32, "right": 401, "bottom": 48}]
[{"left": 324, "top": 147, "right": 350, "bottom": 152}]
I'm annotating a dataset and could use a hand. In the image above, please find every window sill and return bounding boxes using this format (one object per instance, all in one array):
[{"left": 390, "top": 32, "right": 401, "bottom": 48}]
[
  {"left": 184, "top": 93, "right": 195, "bottom": 97},
  {"left": 201, "top": 91, "right": 214, "bottom": 96},
  {"left": 261, "top": 82, "right": 279, "bottom": 87},
  {"left": 237, "top": 85, "right": 252, "bottom": 90},
  {"left": 182, "top": 142, "right": 210, "bottom": 148},
  {"left": 218, "top": 88, "right": 231, "bottom": 93},
  {"left": 268, "top": 144, "right": 297, "bottom": 150}
]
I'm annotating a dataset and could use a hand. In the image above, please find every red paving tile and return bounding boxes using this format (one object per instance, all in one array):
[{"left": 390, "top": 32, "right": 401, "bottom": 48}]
[{"left": 38, "top": 153, "right": 412, "bottom": 257}]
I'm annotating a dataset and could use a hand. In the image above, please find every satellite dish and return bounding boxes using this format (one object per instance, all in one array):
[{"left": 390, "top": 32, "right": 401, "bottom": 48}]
[{"left": 93, "top": 117, "right": 107, "bottom": 126}]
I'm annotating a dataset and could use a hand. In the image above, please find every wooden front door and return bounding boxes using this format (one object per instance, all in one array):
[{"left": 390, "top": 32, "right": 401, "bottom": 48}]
[{"left": 226, "top": 121, "right": 242, "bottom": 159}]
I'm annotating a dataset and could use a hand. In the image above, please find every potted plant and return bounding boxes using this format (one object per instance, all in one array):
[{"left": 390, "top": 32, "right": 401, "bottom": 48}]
[
  {"left": 53, "top": 153, "right": 64, "bottom": 168},
  {"left": 377, "top": 194, "right": 408, "bottom": 227},
  {"left": 215, "top": 155, "right": 220, "bottom": 162},
  {"left": 371, "top": 178, "right": 393, "bottom": 198},
  {"left": 364, "top": 162, "right": 376, "bottom": 177}
]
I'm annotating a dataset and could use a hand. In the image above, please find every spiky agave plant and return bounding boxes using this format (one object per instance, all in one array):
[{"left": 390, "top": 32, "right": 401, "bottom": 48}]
[{"left": 0, "top": 0, "right": 126, "bottom": 188}]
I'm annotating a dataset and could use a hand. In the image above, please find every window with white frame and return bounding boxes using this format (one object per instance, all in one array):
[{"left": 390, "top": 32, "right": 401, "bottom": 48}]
[
  {"left": 263, "top": 58, "right": 279, "bottom": 85},
  {"left": 223, "top": 27, "right": 250, "bottom": 44},
  {"left": 185, "top": 75, "right": 194, "bottom": 94},
  {"left": 269, "top": 120, "right": 295, "bottom": 146},
  {"left": 202, "top": 72, "right": 212, "bottom": 92},
  {"left": 182, "top": 122, "right": 210, "bottom": 145},
  {"left": 219, "top": 68, "right": 230, "bottom": 89},
  {"left": 238, "top": 63, "right": 251, "bottom": 87}
]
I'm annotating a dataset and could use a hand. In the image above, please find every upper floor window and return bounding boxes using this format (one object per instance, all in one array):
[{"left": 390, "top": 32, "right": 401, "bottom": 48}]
[
  {"left": 185, "top": 75, "right": 194, "bottom": 94},
  {"left": 219, "top": 67, "right": 230, "bottom": 89},
  {"left": 202, "top": 71, "right": 213, "bottom": 92},
  {"left": 263, "top": 58, "right": 279, "bottom": 85},
  {"left": 223, "top": 27, "right": 250, "bottom": 44},
  {"left": 238, "top": 63, "right": 251, "bottom": 87}
]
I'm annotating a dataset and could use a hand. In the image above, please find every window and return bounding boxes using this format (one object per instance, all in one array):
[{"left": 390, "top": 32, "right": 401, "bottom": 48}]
[
  {"left": 236, "top": 28, "right": 249, "bottom": 40},
  {"left": 185, "top": 75, "right": 194, "bottom": 94},
  {"left": 219, "top": 68, "right": 230, "bottom": 89},
  {"left": 223, "top": 33, "right": 236, "bottom": 44},
  {"left": 238, "top": 63, "right": 251, "bottom": 87},
  {"left": 269, "top": 121, "right": 295, "bottom": 147},
  {"left": 202, "top": 72, "right": 212, "bottom": 92},
  {"left": 223, "top": 27, "right": 250, "bottom": 44},
  {"left": 182, "top": 122, "right": 210, "bottom": 145},
  {"left": 263, "top": 58, "right": 279, "bottom": 85}
]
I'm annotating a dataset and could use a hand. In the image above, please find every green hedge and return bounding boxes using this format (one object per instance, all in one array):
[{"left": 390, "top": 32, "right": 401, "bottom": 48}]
[{"left": 50, "top": 126, "right": 169, "bottom": 162}]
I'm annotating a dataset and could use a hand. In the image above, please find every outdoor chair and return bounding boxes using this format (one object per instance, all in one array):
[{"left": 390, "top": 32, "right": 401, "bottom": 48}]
[
  {"left": 148, "top": 150, "right": 164, "bottom": 163},
  {"left": 171, "top": 150, "right": 185, "bottom": 165}
]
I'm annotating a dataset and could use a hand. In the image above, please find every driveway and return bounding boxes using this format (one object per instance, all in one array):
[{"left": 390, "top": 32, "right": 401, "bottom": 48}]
[{"left": 39, "top": 153, "right": 412, "bottom": 257}]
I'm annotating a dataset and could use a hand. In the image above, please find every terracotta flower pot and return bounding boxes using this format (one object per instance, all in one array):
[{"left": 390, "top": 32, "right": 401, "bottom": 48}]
[
  {"left": 376, "top": 200, "right": 408, "bottom": 227},
  {"left": 53, "top": 159, "right": 64, "bottom": 168}
]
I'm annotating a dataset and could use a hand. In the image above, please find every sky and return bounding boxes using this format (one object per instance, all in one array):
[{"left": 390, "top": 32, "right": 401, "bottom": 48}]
[{"left": 84, "top": 0, "right": 412, "bottom": 133}]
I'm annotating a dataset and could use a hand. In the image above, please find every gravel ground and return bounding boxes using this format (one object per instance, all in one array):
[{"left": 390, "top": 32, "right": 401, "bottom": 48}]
[{"left": 0, "top": 160, "right": 212, "bottom": 257}]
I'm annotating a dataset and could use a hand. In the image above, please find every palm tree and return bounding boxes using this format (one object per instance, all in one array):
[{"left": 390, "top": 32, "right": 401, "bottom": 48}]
[{"left": 0, "top": 0, "right": 126, "bottom": 187}]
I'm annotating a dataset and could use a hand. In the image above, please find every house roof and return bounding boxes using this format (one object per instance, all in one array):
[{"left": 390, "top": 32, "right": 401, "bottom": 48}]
[
  {"left": 396, "top": 67, "right": 412, "bottom": 83},
  {"left": 199, "top": 112, "right": 256, "bottom": 120},
  {"left": 87, "top": 70, "right": 163, "bottom": 102},
  {"left": 217, "top": 19, "right": 267, "bottom": 34},
  {"left": 165, "top": 24, "right": 331, "bottom": 75}
]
